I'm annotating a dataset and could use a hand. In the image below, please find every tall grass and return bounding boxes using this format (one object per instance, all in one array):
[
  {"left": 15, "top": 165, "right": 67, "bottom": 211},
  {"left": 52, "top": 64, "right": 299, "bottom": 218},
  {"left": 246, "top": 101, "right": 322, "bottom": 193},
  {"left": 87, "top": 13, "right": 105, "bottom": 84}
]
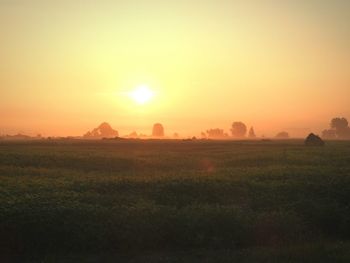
[{"left": 0, "top": 140, "right": 349, "bottom": 261}]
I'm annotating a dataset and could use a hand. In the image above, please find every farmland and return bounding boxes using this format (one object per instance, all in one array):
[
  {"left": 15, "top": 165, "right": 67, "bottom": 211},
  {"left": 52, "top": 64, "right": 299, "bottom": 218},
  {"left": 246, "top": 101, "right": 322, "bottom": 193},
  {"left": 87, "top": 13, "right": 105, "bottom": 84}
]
[{"left": 0, "top": 139, "right": 350, "bottom": 262}]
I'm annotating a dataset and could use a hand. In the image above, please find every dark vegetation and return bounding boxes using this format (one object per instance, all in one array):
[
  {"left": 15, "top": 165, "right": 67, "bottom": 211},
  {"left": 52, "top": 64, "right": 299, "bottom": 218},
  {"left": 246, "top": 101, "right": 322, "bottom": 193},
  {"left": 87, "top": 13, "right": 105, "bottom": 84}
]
[
  {"left": 305, "top": 133, "right": 324, "bottom": 146},
  {"left": 322, "top": 117, "right": 350, "bottom": 140},
  {"left": 206, "top": 128, "right": 228, "bottom": 139},
  {"left": 275, "top": 131, "right": 290, "bottom": 139},
  {"left": 83, "top": 122, "right": 119, "bottom": 139},
  {"left": 0, "top": 140, "right": 350, "bottom": 261}
]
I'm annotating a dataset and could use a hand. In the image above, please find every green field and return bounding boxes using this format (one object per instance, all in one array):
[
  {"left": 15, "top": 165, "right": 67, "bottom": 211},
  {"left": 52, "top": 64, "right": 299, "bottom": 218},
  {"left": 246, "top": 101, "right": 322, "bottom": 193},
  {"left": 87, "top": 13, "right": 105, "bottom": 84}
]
[{"left": 0, "top": 139, "right": 350, "bottom": 262}]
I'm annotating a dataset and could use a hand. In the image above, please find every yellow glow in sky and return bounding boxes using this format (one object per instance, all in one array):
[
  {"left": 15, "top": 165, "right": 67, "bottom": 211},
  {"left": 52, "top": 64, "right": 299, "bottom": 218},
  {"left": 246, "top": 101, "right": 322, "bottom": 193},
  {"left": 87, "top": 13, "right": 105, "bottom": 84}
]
[{"left": 0, "top": 1, "right": 349, "bottom": 137}]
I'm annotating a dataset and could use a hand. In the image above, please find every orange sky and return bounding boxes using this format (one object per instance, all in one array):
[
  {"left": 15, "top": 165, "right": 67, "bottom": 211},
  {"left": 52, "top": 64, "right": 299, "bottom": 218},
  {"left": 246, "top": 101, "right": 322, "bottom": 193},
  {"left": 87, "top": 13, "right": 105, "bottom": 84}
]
[{"left": 1, "top": 1, "right": 349, "bottom": 137}]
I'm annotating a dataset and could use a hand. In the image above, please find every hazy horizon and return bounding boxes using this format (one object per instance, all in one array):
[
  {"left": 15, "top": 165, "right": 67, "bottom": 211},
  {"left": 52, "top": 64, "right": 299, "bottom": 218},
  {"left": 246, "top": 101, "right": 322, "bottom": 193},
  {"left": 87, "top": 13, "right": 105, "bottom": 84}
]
[{"left": 1, "top": 0, "right": 350, "bottom": 137}]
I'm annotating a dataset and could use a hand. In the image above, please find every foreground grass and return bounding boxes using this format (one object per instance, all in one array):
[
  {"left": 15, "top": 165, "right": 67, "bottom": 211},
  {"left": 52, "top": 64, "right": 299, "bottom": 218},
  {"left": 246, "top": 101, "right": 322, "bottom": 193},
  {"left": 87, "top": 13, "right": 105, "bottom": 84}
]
[
  {"left": 0, "top": 139, "right": 349, "bottom": 261},
  {"left": 10, "top": 242, "right": 350, "bottom": 263}
]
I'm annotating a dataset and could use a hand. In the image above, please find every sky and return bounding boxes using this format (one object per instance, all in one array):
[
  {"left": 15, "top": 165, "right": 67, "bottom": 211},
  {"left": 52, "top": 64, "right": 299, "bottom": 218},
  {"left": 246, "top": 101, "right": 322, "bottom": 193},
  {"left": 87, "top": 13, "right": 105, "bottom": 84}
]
[{"left": 1, "top": 0, "right": 349, "bottom": 137}]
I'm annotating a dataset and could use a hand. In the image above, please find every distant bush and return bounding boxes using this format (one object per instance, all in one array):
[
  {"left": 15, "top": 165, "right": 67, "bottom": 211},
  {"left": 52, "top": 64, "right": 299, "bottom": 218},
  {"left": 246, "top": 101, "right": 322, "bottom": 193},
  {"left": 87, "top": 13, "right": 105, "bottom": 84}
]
[
  {"left": 275, "top": 131, "right": 289, "bottom": 139},
  {"left": 305, "top": 133, "right": 324, "bottom": 146},
  {"left": 206, "top": 128, "right": 228, "bottom": 139}
]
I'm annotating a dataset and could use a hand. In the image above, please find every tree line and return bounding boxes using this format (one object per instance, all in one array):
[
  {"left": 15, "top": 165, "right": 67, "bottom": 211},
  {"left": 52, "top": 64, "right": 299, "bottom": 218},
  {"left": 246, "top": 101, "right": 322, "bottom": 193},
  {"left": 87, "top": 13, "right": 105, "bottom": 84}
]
[{"left": 82, "top": 117, "right": 350, "bottom": 140}]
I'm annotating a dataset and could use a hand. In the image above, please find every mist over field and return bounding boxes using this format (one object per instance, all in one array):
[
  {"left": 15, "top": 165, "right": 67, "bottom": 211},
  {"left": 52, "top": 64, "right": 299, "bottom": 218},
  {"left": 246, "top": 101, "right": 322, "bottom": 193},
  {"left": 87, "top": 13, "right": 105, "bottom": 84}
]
[{"left": 1, "top": 0, "right": 350, "bottom": 261}]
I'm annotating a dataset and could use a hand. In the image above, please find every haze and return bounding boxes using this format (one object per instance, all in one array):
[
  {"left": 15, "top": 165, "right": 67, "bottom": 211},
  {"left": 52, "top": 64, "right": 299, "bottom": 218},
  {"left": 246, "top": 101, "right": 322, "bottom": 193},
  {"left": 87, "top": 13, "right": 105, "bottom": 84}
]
[{"left": 1, "top": 0, "right": 349, "bottom": 137}]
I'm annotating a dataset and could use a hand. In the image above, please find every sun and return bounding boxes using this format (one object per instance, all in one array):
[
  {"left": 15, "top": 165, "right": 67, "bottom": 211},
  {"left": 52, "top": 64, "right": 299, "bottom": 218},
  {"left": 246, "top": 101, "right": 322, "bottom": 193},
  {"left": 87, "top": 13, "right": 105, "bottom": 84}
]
[{"left": 129, "top": 85, "right": 154, "bottom": 105}]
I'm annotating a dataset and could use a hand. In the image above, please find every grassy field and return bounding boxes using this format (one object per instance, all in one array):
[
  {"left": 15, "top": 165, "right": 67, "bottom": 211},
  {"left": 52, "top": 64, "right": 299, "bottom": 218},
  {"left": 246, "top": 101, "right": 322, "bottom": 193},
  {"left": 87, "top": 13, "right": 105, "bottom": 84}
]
[{"left": 0, "top": 139, "right": 350, "bottom": 262}]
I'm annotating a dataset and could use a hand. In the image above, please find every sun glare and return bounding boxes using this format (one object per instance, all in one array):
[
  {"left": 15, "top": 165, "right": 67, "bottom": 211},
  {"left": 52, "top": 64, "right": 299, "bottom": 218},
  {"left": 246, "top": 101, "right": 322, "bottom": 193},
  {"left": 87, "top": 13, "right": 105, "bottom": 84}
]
[{"left": 129, "top": 85, "right": 154, "bottom": 105}]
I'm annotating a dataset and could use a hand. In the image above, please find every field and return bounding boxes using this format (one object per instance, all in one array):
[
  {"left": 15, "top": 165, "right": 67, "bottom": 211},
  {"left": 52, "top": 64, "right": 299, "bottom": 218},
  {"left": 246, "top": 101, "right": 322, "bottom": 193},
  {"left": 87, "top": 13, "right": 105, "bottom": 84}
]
[{"left": 0, "top": 139, "right": 350, "bottom": 262}]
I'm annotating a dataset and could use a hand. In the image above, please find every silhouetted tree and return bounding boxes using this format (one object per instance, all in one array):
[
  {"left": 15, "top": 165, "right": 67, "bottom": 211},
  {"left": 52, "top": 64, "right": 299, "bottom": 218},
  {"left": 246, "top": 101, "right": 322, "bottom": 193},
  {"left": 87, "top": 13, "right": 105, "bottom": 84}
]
[
  {"left": 323, "top": 117, "right": 350, "bottom": 140},
  {"left": 201, "top": 132, "right": 207, "bottom": 139},
  {"left": 275, "top": 131, "right": 289, "bottom": 139},
  {"left": 231, "top": 122, "right": 247, "bottom": 138},
  {"left": 128, "top": 131, "right": 138, "bottom": 138},
  {"left": 84, "top": 122, "right": 119, "bottom": 138},
  {"left": 99, "top": 122, "right": 117, "bottom": 136},
  {"left": 152, "top": 123, "right": 164, "bottom": 137},
  {"left": 330, "top": 117, "right": 350, "bottom": 139},
  {"left": 331, "top": 117, "right": 348, "bottom": 130},
  {"left": 206, "top": 128, "right": 227, "bottom": 139},
  {"left": 248, "top": 127, "right": 256, "bottom": 139}
]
